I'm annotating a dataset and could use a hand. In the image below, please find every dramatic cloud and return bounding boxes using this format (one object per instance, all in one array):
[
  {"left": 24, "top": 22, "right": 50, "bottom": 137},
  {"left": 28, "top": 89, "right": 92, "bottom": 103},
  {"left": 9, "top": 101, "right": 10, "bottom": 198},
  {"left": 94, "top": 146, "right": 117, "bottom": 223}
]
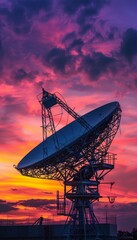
[
  {"left": 17, "top": 199, "right": 56, "bottom": 209},
  {"left": 61, "top": 0, "right": 108, "bottom": 17},
  {"left": 44, "top": 47, "right": 76, "bottom": 74},
  {"left": 81, "top": 52, "right": 115, "bottom": 80},
  {"left": 120, "top": 28, "right": 137, "bottom": 61},
  {"left": 18, "top": 0, "right": 52, "bottom": 14},
  {"left": 13, "top": 68, "right": 38, "bottom": 83},
  {"left": 68, "top": 39, "right": 84, "bottom": 53},
  {"left": 61, "top": 0, "right": 91, "bottom": 15},
  {"left": 0, "top": 39, "right": 4, "bottom": 58},
  {"left": 77, "top": 1, "right": 107, "bottom": 25},
  {"left": 0, "top": 0, "right": 114, "bottom": 84},
  {"left": 0, "top": 200, "right": 18, "bottom": 213}
]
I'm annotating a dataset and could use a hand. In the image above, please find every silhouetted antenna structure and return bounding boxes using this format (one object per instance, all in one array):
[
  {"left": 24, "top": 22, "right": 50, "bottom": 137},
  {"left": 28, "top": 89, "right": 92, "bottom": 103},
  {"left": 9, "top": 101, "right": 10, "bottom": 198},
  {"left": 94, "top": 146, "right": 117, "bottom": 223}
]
[
  {"left": 33, "top": 216, "right": 43, "bottom": 225},
  {"left": 40, "top": 88, "right": 90, "bottom": 135},
  {"left": 16, "top": 89, "right": 121, "bottom": 240}
]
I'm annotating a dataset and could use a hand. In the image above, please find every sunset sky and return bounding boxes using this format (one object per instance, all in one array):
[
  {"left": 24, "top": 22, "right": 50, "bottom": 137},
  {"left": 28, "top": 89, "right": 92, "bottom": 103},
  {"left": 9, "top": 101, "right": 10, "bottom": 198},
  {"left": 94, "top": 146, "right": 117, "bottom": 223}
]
[{"left": 0, "top": 0, "right": 137, "bottom": 231}]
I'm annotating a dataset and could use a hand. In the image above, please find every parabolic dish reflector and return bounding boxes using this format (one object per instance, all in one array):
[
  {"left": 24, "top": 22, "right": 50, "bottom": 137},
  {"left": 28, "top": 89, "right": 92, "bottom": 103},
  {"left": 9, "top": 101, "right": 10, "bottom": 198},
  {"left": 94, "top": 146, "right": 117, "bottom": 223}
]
[{"left": 17, "top": 102, "right": 121, "bottom": 178}]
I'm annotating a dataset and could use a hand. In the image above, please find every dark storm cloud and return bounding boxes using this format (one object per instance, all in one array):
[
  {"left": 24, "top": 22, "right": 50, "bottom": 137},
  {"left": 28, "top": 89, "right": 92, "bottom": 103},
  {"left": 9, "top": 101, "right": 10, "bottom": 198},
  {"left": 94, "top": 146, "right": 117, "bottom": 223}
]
[
  {"left": 0, "top": 0, "right": 112, "bottom": 83},
  {"left": 9, "top": 0, "right": 52, "bottom": 19},
  {"left": 3, "top": 3, "right": 31, "bottom": 35},
  {"left": 44, "top": 47, "right": 75, "bottom": 74},
  {"left": 81, "top": 52, "right": 115, "bottom": 80},
  {"left": 14, "top": 68, "right": 28, "bottom": 81},
  {"left": 14, "top": 24, "right": 31, "bottom": 35},
  {"left": 77, "top": 0, "right": 109, "bottom": 25},
  {"left": 0, "top": 0, "right": 128, "bottom": 86},
  {"left": 61, "top": 0, "right": 109, "bottom": 17},
  {"left": 61, "top": 0, "right": 91, "bottom": 15},
  {"left": 16, "top": 0, "right": 52, "bottom": 14},
  {"left": 44, "top": 45, "right": 116, "bottom": 78},
  {"left": 68, "top": 39, "right": 84, "bottom": 53},
  {"left": 106, "top": 27, "right": 119, "bottom": 41},
  {"left": 7, "top": 5, "right": 26, "bottom": 26},
  {"left": 1, "top": 0, "right": 53, "bottom": 35},
  {"left": 79, "top": 24, "right": 91, "bottom": 35},
  {"left": 62, "top": 32, "right": 76, "bottom": 44},
  {"left": 14, "top": 68, "right": 38, "bottom": 82},
  {"left": 0, "top": 39, "right": 4, "bottom": 58},
  {"left": 62, "top": 33, "right": 84, "bottom": 53},
  {"left": 120, "top": 28, "right": 137, "bottom": 61},
  {"left": 94, "top": 32, "right": 104, "bottom": 42},
  {"left": 18, "top": 199, "right": 56, "bottom": 209},
  {"left": 0, "top": 200, "right": 18, "bottom": 213}
]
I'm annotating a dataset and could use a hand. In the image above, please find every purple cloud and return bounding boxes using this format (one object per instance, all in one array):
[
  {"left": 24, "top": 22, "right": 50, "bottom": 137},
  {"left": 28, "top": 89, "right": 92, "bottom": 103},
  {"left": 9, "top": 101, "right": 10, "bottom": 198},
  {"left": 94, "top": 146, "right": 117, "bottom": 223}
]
[
  {"left": 81, "top": 52, "right": 116, "bottom": 80},
  {"left": 17, "top": 199, "right": 56, "bottom": 210},
  {"left": 0, "top": 200, "right": 18, "bottom": 213},
  {"left": 120, "top": 28, "right": 137, "bottom": 61}
]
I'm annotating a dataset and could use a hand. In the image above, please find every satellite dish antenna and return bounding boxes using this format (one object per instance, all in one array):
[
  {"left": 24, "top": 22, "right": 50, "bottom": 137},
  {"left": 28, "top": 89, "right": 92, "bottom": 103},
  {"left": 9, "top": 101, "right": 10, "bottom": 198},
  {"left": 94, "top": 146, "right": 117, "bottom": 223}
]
[{"left": 16, "top": 89, "right": 121, "bottom": 239}]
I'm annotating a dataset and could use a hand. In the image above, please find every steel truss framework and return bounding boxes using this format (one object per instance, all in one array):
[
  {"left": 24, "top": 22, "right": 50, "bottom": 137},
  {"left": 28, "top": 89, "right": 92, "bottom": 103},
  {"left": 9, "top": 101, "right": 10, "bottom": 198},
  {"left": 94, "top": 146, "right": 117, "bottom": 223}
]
[
  {"left": 19, "top": 90, "right": 121, "bottom": 240},
  {"left": 20, "top": 106, "right": 121, "bottom": 181}
]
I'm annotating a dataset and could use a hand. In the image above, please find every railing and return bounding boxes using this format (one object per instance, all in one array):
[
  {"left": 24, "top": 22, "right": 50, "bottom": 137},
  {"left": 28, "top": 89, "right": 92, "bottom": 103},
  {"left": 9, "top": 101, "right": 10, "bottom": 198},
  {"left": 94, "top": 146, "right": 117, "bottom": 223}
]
[{"left": 101, "top": 152, "right": 117, "bottom": 165}]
